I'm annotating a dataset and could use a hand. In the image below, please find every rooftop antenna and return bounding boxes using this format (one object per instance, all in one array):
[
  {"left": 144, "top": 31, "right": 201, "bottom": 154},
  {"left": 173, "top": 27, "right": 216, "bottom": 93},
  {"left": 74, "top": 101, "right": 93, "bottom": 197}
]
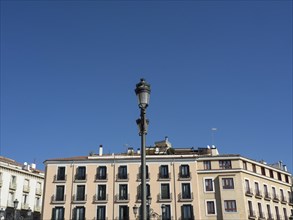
[{"left": 211, "top": 128, "right": 217, "bottom": 146}]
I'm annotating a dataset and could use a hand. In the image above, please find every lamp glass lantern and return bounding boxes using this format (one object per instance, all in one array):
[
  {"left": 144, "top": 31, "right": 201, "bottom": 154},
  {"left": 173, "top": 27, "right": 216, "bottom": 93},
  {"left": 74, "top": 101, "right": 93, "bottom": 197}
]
[
  {"left": 13, "top": 199, "right": 19, "bottom": 209},
  {"left": 135, "top": 78, "right": 151, "bottom": 109},
  {"left": 133, "top": 205, "right": 138, "bottom": 216},
  {"left": 161, "top": 204, "right": 166, "bottom": 215},
  {"left": 27, "top": 207, "right": 32, "bottom": 216}
]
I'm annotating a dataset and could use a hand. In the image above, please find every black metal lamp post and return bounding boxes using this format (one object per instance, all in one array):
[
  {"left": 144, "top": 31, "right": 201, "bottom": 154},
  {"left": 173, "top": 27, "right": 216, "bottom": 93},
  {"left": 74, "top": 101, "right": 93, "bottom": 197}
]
[
  {"left": 135, "top": 78, "right": 151, "bottom": 220},
  {"left": 27, "top": 207, "right": 32, "bottom": 220},
  {"left": 13, "top": 199, "right": 19, "bottom": 220}
]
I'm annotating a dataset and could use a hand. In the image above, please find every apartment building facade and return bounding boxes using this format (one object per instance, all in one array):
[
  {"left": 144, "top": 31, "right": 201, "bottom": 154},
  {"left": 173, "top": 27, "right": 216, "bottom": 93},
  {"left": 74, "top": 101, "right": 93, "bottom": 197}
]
[
  {"left": 42, "top": 140, "right": 293, "bottom": 220},
  {"left": 0, "top": 156, "right": 44, "bottom": 220}
]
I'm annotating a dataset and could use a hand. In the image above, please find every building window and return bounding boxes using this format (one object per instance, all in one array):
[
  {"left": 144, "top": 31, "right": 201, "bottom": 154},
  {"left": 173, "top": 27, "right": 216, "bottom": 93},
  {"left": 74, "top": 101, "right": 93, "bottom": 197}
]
[
  {"left": 275, "top": 206, "right": 280, "bottom": 220},
  {"left": 269, "top": 170, "right": 274, "bottom": 178},
  {"left": 277, "top": 172, "right": 282, "bottom": 181},
  {"left": 97, "top": 185, "right": 106, "bottom": 200},
  {"left": 22, "top": 194, "right": 28, "bottom": 205},
  {"left": 203, "top": 161, "right": 211, "bottom": 170},
  {"left": 73, "top": 206, "right": 85, "bottom": 220},
  {"left": 162, "top": 204, "right": 171, "bottom": 220},
  {"left": 76, "top": 166, "right": 86, "bottom": 180},
  {"left": 119, "top": 184, "right": 128, "bottom": 200},
  {"left": 118, "top": 166, "right": 128, "bottom": 179},
  {"left": 243, "top": 161, "right": 247, "bottom": 170},
  {"left": 245, "top": 179, "right": 251, "bottom": 194},
  {"left": 137, "top": 183, "right": 150, "bottom": 200},
  {"left": 76, "top": 185, "right": 85, "bottom": 201},
  {"left": 161, "top": 184, "right": 171, "bottom": 199},
  {"left": 159, "top": 165, "right": 169, "bottom": 179},
  {"left": 97, "top": 206, "right": 106, "bottom": 220},
  {"left": 35, "top": 197, "right": 41, "bottom": 209},
  {"left": 272, "top": 187, "right": 277, "bottom": 199},
  {"left": 181, "top": 204, "right": 194, "bottom": 220},
  {"left": 219, "top": 160, "right": 232, "bottom": 169},
  {"left": 182, "top": 183, "right": 191, "bottom": 199},
  {"left": 283, "top": 208, "right": 288, "bottom": 220},
  {"left": 222, "top": 178, "right": 234, "bottom": 189},
  {"left": 255, "top": 182, "right": 260, "bottom": 196},
  {"left": 52, "top": 207, "right": 65, "bottom": 220},
  {"left": 264, "top": 184, "right": 269, "bottom": 198},
  {"left": 261, "top": 167, "right": 266, "bottom": 176},
  {"left": 180, "top": 165, "right": 190, "bottom": 178},
  {"left": 258, "top": 203, "right": 264, "bottom": 219},
  {"left": 206, "top": 200, "right": 216, "bottom": 215},
  {"left": 248, "top": 201, "right": 255, "bottom": 217},
  {"left": 285, "top": 175, "right": 289, "bottom": 183},
  {"left": 8, "top": 191, "right": 15, "bottom": 205},
  {"left": 224, "top": 200, "right": 237, "bottom": 212},
  {"left": 139, "top": 165, "right": 149, "bottom": 179},
  {"left": 267, "top": 205, "right": 272, "bottom": 219},
  {"left": 56, "top": 186, "right": 65, "bottom": 201},
  {"left": 280, "top": 189, "right": 285, "bottom": 202},
  {"left": 288, "top": 191, "right": 293, "bottom": 203},
  {"left": 96, "top": 166, "right": 107, "bottom": 180},
  {"left": 204, "top": 178, "right": 214, "bottom": 192},
  {"left": 252, "top": 164, "right": 256, "bottom": 173},
  {"left": 57, "top": 167, "right": 66, "bottom": 181},
  {"left": 119, "top": 205, "right": 129, "bottom": 220}
]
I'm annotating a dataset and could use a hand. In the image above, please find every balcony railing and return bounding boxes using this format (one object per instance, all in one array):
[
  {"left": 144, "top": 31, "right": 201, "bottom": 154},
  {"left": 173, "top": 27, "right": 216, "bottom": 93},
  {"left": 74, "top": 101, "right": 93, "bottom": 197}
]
[
  {"left": 255, "top": 190, "right": 262, "bottom": 199},
  {"left": 72, "top": 194, "right": 87, "bottom": 203},
  {"left": 245, "top": 188, "right": 254, "bottom": 197},
  {"left": 93, "top": 194, "right": 108, "bottom": 203},
  {"left": 178, "top": 172, "right": 192, "bottom": 180},
  {"left": 21, "top": 203, "right": 29, "bottom": 210},
  {"left": 258, "top": 212, "right": 265, "bottom": 219},
  {"left": 23, "top": 185, "right": 30, "bottom": 193},
  {"left": 114, "top": 194, "right": 130, "bottom": 203},
  {"left": 35, "top": 188, "right": 42, "bottom": 195},
  {"left": 74, "top": 174, "right": 87, "bottom": 182},
  {"left": 9, "top": 182, "right": 17, "bottom": 190},
  {"left": 54, "top": 174, "right": 67, "bottom": 182},
  {"left": 273, "top": 194, "right": 279, "bottom": 202},
  {"left": 157, "top": 193, "right": 172, "bottom": 202},
  {"left": 95, "top": 174, "right": 108, "bottom": 181},
  {"left": 51, "top": 195, "right": 66, "bottom": 204},
  {"left": 34, "top": 205, "right": 41, "bottom": 212},
  {"left": 158, "top": 173, "right": 171, "bottom": 180},
  {"left": 137, "top": 172, "right": 150, "bottom": 181},
  {"left": 248, "top": 210, "right": 256, "bottom": 219},
  {"left": 178, "top": 192, "right": 193, "bottom": 202},
  {"left": 264, "top": 192, "right": 271, "bottom": 201},
  {"left": 280, "top": 196, "right": 287, "bottom": 204},
  {"left": 116, "top": 173, "right": 129, "bottom": 181}
]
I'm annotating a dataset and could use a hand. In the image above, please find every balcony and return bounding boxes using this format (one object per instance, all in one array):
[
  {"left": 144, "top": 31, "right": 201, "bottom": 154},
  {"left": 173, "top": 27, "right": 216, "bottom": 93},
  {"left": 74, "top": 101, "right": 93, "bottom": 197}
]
[
  {"left": 53, "top": 174, "right": 67, "bottom": 182},
  {"left": 264, "top": 192, "right": 271, "bottom": 201},
  {"left": 95, "top": 174, "right": 108, "bottom": 182},
  {"left": 72, "top": 194, "right": 87, "bottom": 203},
  {"left": 158, "top": 173, "right": 171, "bottom": 181},
  {"left": 93, "top": 194, "right": 108, "bottom": 203},
  {"left": 116, "top": 173, "right": 129, "bottom": 182},
  {"left": 178, "top": 192, "right": 193, "bottom": 202},
  {"left": 9, "top": 182, "right": 17, "bottom": 190},
  {"left": 34, "top": 205, "right": 41, "bottom": 212},
  {"left": 23, "top": 185, "right": 30, "bottom": 193},
  {"left": 255, "top": 190, "right": 262, "bottom": 199},
  {"left": 35, "top": 188, "right": 42, "bottom": 195},
  {"left": 258, "top": 212, "right": 265, "bottom": 220},
  {"left": 21, "top": 203, "right": 29, "bottom": 210},
  {"left": 137, "top": 172, "right": 150, "bottom": 181},
  {"left": 51, "top": 195, "right": 66, "bottom": 204},
  {"left": 178, "top": 173, "right": 192, "bottom": 181},
  {"left": 272, "top": 194, "right": 279, "bottom": 203},
  {"left": 248, "top": 210, "right": 256, "bottom": 219},
  {"left": 114, "top": 194, "right": 130, "bottom": 203},
  {"left": 280, "top": 196, "right": 287, "bottom": 204},
  {"left": 157, "top": 193, "right": 172, "bottom": 202},
  {"left": 74, "top": 174, "right": 87, "bottom": 182},
  {"left": 245, "top": 188, "right": 254, "bottom": 197}
]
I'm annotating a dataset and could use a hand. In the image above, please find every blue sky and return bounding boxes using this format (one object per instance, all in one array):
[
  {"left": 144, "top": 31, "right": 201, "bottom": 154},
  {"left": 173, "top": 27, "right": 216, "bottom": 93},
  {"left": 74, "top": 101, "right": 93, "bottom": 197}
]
[{"left": 1, "top": 1, "right": 292, "bottom": 171}]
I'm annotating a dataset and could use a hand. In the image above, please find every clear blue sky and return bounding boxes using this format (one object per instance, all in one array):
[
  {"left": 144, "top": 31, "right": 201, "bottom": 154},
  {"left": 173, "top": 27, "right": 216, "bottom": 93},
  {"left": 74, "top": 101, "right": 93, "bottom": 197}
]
[{"left": 1, "top": 1, "right": 292, "bottom": 171}]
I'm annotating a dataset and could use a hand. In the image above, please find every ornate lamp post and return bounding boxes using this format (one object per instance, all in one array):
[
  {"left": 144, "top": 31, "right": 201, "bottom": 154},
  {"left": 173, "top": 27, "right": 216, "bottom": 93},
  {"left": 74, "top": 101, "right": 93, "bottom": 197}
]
[
  {"left": 27, "top": 207, "right": 32, "bottom": 220},
  {"left": 135, "top": 78, "right": 151, "bottom": 220},
  {"left": 13, "top": 199, "right": 19, "bottom": 220},
  {"left": 161, "top": 204, "right": 166, "bottom": 220}
]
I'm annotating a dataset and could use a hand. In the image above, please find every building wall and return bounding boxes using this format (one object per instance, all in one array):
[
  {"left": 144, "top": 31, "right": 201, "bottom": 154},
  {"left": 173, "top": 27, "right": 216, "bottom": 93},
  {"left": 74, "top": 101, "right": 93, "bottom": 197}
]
[
  {"left": 0, "top": 159, "right": 44, "bottom": 220},
  {"left": 42, "top": 154, "right": 293, "bottom": 220}
]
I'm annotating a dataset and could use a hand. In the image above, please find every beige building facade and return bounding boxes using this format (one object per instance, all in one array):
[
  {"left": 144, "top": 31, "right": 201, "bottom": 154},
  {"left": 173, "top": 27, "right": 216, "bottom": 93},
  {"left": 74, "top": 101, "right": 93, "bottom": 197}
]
[{"left": 42, "top": 140, "right": 293, "bottom": 220}]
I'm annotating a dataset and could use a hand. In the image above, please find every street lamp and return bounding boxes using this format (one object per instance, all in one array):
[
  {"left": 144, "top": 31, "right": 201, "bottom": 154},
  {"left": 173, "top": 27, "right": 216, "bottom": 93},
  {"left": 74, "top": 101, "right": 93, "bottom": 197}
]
[
  {"left": 161, "top": 204, "right": 166, "bottom": 220},
  {"left": 135, "top": 78, "right": 151, "bottom": 220},
  {"left": 0, "top": 208, "right": 5, "bottom": 220},
  {"left": 13, "top": 199, "right": 19, "bottom": 220},
  {"left": 27, "top": 207, "right": 32, "bottom": 220}
]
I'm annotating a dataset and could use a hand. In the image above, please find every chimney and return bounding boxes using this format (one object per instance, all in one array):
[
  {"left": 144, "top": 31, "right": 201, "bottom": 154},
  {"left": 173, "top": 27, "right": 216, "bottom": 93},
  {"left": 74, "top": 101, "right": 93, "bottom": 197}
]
[
  {"left": 31, "top": 163, "right": 36, "bottom": 170},
  {"left": 99, "top": 145, "right": 103, "bottom": 156},
  {"left": 283, "top": 165, "right": 287, "bottom": 172}
]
